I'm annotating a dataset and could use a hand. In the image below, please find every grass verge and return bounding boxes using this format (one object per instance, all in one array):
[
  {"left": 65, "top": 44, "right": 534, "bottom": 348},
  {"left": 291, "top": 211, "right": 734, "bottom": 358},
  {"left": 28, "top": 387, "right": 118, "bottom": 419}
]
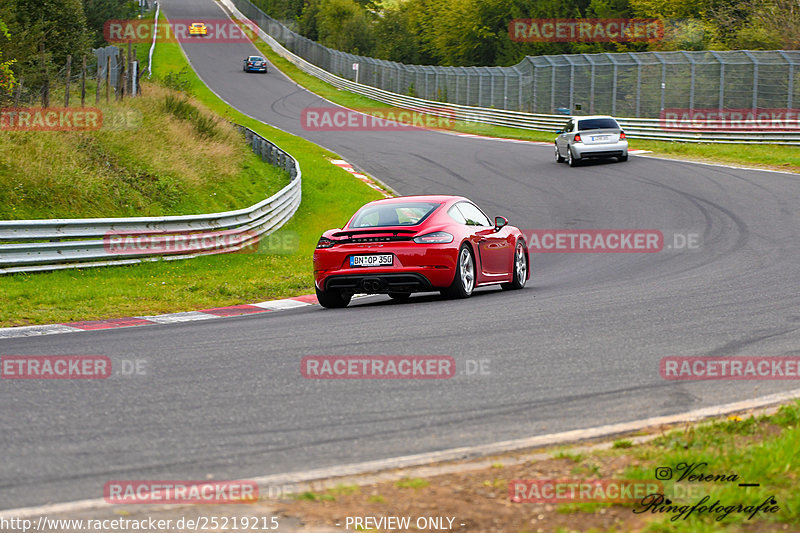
[
  {"left": 0, "top": 13, "right": 383, "bottom": 327},
  {"left": 0, "top": 85, "right": 286, "bottom": 219},
  {"left": 240, "top": 24, "right": 800, "bottom": 173},
  {"left": 266, "top": 400, "right": 800, "bottom": 532}
]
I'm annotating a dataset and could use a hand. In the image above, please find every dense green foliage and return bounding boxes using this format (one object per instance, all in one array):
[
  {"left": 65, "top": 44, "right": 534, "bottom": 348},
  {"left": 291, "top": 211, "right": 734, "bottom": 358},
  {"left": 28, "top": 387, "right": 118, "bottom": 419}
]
[
  {"left": 0, "top": 0, "right": 137, "bottom": 102},
  {"left": 254, "top": 0, "right": 799, "bottom": 66}
]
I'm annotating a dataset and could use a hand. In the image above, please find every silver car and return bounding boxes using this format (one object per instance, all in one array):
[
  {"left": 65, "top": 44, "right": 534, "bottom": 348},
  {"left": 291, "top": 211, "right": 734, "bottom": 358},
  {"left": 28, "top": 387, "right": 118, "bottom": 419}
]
[{"left": 554, "top": 115, "right": 628, "bottom": 167}]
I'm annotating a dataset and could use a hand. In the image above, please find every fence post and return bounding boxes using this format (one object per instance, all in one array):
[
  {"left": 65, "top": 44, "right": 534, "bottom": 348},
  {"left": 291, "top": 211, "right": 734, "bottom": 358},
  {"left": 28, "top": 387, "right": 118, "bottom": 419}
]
[
  {"left": 13, "top": 77, "right": 23, "bottom": 107},
  {"left": 127, "top": 41, "right": 132, "bottom": 95},
  {"left": 133, "top": 49, "right": 139, "bottom": 96},
  {"left": 105, "top": 56, "right": 111, "bottom": 103},
  {"left": 568, "top": 63, "right": 574, "bottom": 113},
  {"left": 633, "top": 55, "right": 642, "bottom": 117},
  {"left": 64, "top": 55, "right": 72, "bottom": 107},
  {"left": 612, "top": 63, "right": 618, "bottom": 116},
  {"left": 117, "top": 50, "right": 125, "bottom": 101},
  {"left": 503, "top": 71, "right": 508, "bottom": 110},
  {"left": 40, "top": 43, "right": 49, "bottom": 108},
  {"left": 81, "top": 55, "right": 86, "bottom": 107},
  {"left": 659, "top": 56, "right": 666, "bottom": 112}
]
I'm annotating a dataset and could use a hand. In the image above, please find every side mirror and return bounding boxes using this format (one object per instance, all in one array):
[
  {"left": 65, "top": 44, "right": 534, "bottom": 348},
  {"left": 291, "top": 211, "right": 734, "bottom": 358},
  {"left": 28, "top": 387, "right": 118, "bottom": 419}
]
[{"left": 494, "top": 216, "right": 508, "bottom": 230}]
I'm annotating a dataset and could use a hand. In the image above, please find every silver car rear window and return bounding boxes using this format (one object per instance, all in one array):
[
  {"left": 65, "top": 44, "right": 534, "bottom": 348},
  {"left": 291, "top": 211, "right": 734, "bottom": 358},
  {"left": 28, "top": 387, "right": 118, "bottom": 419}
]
[{"left": 578, "top": 118, "right": 619, "bottom": 130}]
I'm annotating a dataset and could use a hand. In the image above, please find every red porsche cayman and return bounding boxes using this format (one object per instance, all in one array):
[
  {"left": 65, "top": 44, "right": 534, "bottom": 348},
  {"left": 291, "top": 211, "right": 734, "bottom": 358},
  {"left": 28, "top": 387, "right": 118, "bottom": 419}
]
[{"left": 313, "top": 195, "right": 530, "bottom": 308}]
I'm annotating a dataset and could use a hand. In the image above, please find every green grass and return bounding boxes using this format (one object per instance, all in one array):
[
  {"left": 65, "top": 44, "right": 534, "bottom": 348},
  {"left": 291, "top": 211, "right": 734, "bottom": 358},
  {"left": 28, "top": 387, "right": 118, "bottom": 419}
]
[
  {"left": 558, "top": 401, "right": 800, "bottom": 531},
  {"left": 394, "top": 477, "right": 430, "bottom": 489},
  {"left": 0, "top": 11, "right": 383, "bottom": 327},
  {"left": 291, "top": 491, "right": 335, "bottom": 502},
  {"left": 241, "top": 25, "right": 800, "bottom": 173},
  {"left": 0, "top": 86, "right": 284, "bottom": 219}
]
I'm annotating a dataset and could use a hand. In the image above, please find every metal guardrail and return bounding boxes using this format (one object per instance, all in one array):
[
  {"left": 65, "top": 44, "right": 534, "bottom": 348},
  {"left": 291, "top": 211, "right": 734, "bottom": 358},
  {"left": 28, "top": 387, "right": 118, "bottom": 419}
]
[
  {"left": 222, "top": 0, "right": 800, "bottom": 145},
  {"left": 0, "top": 126, "right": 302, "bottom": 274}
]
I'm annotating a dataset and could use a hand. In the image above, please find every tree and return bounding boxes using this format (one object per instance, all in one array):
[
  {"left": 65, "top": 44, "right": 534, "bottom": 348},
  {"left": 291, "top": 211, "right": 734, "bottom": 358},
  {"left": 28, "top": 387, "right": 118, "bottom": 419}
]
[
  {"left": 82, "top": 0, "right": 139, "bottom": 48},
  {"left": 316, "top": 0, "right": 376, "bottom": 55},
  {"left": 0, "top": 18, "right": 16, "bottom": 98}
]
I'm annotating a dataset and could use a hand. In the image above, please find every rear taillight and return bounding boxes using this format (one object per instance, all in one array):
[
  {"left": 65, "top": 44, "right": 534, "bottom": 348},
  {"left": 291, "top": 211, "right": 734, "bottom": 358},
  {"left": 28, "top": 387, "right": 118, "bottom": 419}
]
[
  {"left": 573, "top": 133, "right": 582, "bottom": 142},
  {"left": 413, "top": 231, "right": 454, "bottom": 244},
  {"left": 619, "top": 131, "right": 626, "bottom": 140},
  {"left": 316, "top": 237, "right": 335, "bottom": 249}
]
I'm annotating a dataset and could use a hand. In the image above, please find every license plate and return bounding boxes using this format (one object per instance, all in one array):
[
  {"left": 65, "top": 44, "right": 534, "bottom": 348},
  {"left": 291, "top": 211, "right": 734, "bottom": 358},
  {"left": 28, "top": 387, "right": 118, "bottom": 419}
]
[
  {"left": 592, "top": 135, "right": 610, "bottom": 141},
  {"left": 350, "top": 254, "right": 393, "bottom": 267}
]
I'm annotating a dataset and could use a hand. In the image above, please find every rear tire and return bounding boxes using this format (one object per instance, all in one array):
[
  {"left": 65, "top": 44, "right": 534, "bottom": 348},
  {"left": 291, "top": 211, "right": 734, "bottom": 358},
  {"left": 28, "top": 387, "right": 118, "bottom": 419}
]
[
  {"left": 567, "top": 146, "right": 579, "bottom": 167},
  {"left": 502, "top": 241, "right": 528, "bottom": 290},
  {"left": 554, "top": 144, "right": 565, "bottom": 163},
  {"left": 315, "top": 286, "right": 351, "bottom": 308},
  {"left": 618, "top": 153, "right": 628, "bottom": 162},
  {"left": 442, "top": 244, "right": 476, "bottom": 299}
]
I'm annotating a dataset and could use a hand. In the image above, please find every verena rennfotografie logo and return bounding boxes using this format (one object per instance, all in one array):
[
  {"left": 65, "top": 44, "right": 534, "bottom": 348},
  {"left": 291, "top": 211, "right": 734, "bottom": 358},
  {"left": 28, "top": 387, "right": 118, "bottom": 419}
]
[
  {"left": 510, "top": 479, "right": 663, "bottom": 503},
  {"left": 661, "top": 357, "right": 800, "bottom": 380},
  {"left": 1, "top": 356, "right": 111, "bottom": 379},
  {"left": 1, "top": 108, "right": 102, "bottom": 131},
  {"left": 301, "top": 107, "right": 456, "bottom": 131},
  {"left": 661, "top": 109, "right": 800, "bottom": 131},
  {"left": 103, "top": 230, "right": 260, "bottom": 255},
  {"left": 509, "top": 19, "right": 664, "bottom": 42},
  {"left": 301, "top": 356, "right": 456, "bottom": 379},
  {"left": 103, "top": 19, "right": 258, "bottom": 43},
  {"left": 103, "top": 480, "right": 258, "bottom": 504},
  {"left": 521, "top": 230, "right": 663, "bottom": 253}
]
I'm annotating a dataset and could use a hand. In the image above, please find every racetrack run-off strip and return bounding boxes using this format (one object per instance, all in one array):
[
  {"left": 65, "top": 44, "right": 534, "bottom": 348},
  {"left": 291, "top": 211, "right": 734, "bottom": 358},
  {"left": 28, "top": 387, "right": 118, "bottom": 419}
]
[
  {"left": 0, "top": 295, "right": 319, "bottom": 339},
  {"left": 330, "top": 159, "right": 393, "bottom": 198}
]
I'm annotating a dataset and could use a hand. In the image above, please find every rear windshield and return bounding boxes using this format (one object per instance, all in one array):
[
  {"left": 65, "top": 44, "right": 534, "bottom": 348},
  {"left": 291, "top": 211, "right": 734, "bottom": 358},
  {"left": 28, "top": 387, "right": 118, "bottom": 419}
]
[
  {"left": 249, "top": 57, "right": 263, "bottom": 61},
  {"left": 350, "top": 202, "right": 440, "bottom": 228},
  {"left": 578, "top": 118, "right": 619, "bottom": 130}
]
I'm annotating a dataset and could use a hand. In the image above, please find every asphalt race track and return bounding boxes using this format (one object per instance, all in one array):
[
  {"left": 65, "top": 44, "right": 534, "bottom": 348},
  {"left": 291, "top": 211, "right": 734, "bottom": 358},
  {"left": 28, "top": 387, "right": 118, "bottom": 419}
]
[{"left": 1, "top": 0, "right": 799, "bottom": 511}]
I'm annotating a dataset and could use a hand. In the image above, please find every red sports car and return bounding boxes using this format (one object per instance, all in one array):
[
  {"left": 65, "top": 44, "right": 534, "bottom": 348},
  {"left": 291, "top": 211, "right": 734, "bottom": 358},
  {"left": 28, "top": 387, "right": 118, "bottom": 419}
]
[{"left": 313, "top": 195, "right": 530, "bottom": 308}]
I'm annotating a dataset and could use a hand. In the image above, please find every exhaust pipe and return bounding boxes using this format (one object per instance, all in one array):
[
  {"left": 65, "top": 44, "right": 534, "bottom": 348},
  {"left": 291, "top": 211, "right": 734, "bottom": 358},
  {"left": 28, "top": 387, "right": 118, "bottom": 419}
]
[{"left": 361, "top": 279, "right": 382, "bottom": 293}]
